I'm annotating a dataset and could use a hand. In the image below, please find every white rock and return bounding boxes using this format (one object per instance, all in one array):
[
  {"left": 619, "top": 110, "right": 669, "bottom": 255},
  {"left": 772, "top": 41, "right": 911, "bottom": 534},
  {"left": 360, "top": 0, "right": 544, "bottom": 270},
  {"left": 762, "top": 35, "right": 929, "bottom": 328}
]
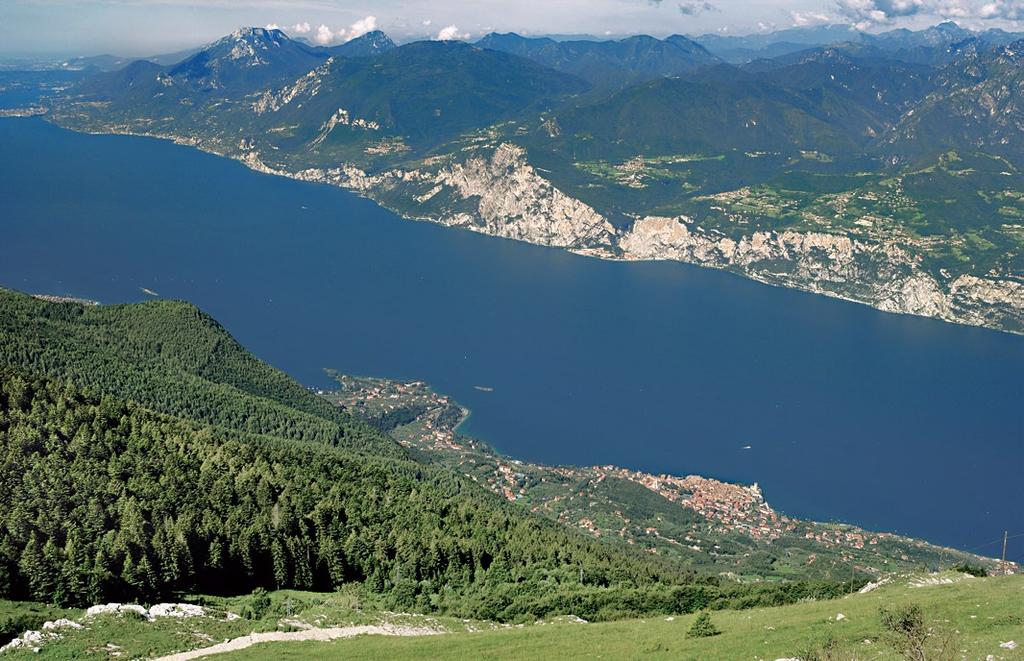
[
  {"left": 436, "top": 143, "right": 618, "bottom": 250},
  {"left": 149, "top": 603, "right": 205, "bottom": 618},
  {"left": 0, "top": 629, "right": 51, "bottom": 654},
  {"left": 85, "top": 603, "right": 120, "bottom": 617},
  {"left": 1000, "top": 641, "right": 1018, "bottom": 649},
  {"left": 858, "top": 578, "right": 890, "bottom": 593},
  {"left": 85, "top": 603, "right": 149, "bottom": 618}
]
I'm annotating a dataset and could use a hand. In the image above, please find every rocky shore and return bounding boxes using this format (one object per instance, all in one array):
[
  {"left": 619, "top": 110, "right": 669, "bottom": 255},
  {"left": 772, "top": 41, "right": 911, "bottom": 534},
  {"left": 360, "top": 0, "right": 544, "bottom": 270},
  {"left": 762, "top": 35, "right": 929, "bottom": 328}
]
[
  {"left": 236, "top": 140, "right": 1024, "bottom": 335},
  {"left": 48, "top": 117, "right": 1024, "bottom": 335}
]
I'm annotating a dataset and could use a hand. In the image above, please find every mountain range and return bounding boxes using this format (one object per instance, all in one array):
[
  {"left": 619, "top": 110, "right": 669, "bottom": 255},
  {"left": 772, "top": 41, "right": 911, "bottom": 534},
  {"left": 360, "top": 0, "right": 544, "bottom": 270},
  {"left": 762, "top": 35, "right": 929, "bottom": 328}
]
[
  {"left": 476, "top": 32, "right": 719, "bottom": 87},
  {"left": 1, "top": 21, "right": 1022, "bottom": 656},
  {"left": 40, "top": 23, "right": 1024, "bottom": 335}
]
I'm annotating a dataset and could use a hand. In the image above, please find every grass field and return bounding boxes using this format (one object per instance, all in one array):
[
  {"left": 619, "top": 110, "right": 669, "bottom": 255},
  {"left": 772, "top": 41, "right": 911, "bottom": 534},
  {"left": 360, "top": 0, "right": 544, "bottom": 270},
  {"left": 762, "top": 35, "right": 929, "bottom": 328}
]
[
  {"left": 2, "top": 573, "right": 1020, "bottom": 659},
  {"left": 222, "top": 574, "right": 1024, "bottom": 661}
]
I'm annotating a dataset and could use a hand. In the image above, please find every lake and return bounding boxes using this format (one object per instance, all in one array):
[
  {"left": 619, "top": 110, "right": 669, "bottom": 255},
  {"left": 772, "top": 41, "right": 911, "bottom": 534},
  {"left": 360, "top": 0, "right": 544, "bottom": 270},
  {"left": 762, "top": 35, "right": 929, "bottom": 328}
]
[{"left": 1, "top": 117, "right": 1021, "bottom": 560}]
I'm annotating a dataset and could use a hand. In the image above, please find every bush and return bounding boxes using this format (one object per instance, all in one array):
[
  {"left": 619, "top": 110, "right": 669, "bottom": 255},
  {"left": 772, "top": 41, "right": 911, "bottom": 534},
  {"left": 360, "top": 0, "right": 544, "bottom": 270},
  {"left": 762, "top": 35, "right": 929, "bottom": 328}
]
[
  {"left": 950, "top": 562, "right": 987, "bottom": 578},
  {"left": 799, "top": 633, "right": 842, "bottom": 661},
  {"left": 241, "top": 588, "right": 271, "bottom": 620},
  {"left": 686, "top": 611, "right": 720, "bottom": 639},
  {"left": 880, "top": 603, "right": 958, "bottom": 661}
]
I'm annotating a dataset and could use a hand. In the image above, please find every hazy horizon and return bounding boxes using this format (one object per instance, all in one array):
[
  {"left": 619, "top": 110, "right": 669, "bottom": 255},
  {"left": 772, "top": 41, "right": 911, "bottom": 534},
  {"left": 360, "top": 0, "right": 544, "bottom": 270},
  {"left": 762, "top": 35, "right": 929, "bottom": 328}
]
[{"left": 3, "top": 0, "right": 1024, "bottom": 59}]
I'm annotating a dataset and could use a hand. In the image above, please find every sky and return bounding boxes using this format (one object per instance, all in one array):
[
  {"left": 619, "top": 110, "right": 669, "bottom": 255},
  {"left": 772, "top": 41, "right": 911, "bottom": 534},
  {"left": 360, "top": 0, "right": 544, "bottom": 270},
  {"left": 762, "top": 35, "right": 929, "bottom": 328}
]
[{"left": 2, "top": 0, "right": 1024, "bottom": 57}]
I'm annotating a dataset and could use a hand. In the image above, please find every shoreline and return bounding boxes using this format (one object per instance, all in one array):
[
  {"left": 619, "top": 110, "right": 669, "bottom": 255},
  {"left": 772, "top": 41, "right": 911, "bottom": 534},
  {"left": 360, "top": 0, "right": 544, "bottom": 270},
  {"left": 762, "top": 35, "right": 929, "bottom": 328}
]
[
  {"left": 32, "top": 115, "right": 1024, "bottom": 338},
  {"left": 320, "top": 368, "right": 1016, "bottom": 571},
  {"left": 6, "top": 119, "right": 1015, "bottom": 564}
]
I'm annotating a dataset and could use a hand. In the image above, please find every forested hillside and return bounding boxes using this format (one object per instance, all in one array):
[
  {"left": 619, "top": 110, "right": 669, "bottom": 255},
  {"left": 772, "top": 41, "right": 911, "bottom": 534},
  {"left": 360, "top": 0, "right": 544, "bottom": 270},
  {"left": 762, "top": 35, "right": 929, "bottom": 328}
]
[
  {"left": 0, "top": 290, "right": 851, "bottom": 621},
  {"left": 0, "top": 290, "right": 395, "bottom": 455}
]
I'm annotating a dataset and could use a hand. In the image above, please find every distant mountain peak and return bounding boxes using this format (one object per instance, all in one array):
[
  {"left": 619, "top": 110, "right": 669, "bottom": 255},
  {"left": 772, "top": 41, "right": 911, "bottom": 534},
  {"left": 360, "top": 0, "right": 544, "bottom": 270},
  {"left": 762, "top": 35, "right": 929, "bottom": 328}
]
[
  {"left": 196, "top": 27, "right": 296, "bottom": 66},
  {"left": 229, "top": 26, "right": 286, "bottom": 40},
  {"left": 329, "top": 29, "right": 396, "bottom": 57},
  {"left": 224, "top": 26, "right": 289, "bottom": 47},
  {"left": 353, "top": 30, "right": 394, "bottom": 47},
  {"left": 157, "top": 26, "right": 326, "bottom": 91}
]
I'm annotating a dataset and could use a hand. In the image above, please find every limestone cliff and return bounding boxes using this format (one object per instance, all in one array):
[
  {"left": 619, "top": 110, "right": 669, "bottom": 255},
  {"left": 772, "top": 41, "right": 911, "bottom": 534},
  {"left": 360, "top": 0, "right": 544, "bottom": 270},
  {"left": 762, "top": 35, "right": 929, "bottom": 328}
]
[
  {"left": 619, "top": 215, "right": 1024, "bottom": 332},
  {"left": 50, "top": 108, "right": 1024, "bottom": 334},
  {"left": 201, "top": 141, "right": 1024, "bottom": 335},
  {"left": 432, "top": 144, "right": 618, "bottom": 250}
]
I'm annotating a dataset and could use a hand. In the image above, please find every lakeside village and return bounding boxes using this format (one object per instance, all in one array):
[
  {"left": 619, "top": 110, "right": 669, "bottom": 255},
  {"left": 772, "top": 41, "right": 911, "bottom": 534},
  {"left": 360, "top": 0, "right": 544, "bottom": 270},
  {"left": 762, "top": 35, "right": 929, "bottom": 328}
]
[{"left": 314, "top": 373, "right": 1019, "bottom": 576}]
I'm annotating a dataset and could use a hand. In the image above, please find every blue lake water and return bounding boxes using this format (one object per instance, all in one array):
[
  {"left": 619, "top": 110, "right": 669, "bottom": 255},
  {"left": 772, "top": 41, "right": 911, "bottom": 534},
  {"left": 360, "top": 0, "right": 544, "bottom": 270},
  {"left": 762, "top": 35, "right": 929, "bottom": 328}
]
[{"left": 1, "top": 117, "right": 1022, "bottom": 560}]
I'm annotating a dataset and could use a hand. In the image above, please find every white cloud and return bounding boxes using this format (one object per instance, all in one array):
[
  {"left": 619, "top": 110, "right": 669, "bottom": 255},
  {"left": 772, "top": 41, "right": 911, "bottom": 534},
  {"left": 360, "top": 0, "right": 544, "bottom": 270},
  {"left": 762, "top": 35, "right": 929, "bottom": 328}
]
[
  {"left": 790, "top": 10, "right": 833, "bottom": 26},
  {"left": 314, "top": 23, "right": 335, "bottom": 45},
  {"left": 311, "top": 15, "right": 377, "bottom": 45},
  {"left": 834, "top": 0, "right": 924, "bottom": 28},
  {"left": 346, "top": 15, "right": 377, "bottom": 40},
  {"left": 835, "top": 0, "right": 1024, "bottom": 26},
  {"left": 436, "top": 24, "right": 470, "bottom": 40},
  {"left": 265, "top": 23, "right": 280, "bottom": 30},
  {"left": 422, "top": 19, "right": 432, "bottom": 26},
  {"left": 678, "top": 1, "right": 717, "bottom": 16},
  {"left": 979, "top": 0, "right": 1024, "bottom": 18},
  {"left": 291, "top": 21, "right": 311, "bottom": 34}
]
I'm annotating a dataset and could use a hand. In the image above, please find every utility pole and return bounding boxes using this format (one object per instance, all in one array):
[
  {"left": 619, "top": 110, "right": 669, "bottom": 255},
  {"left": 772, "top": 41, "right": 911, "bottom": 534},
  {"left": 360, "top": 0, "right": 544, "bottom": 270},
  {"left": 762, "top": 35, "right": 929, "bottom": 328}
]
[{"left": 1002, "top": 530, "right": 1008, "bottom": 563}]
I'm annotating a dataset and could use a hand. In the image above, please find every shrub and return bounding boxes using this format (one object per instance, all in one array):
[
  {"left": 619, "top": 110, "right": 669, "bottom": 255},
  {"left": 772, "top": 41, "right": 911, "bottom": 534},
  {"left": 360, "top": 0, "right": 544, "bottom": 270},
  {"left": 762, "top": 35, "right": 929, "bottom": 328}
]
[
  {"left": 880, "top": 603, "right": 958, "bottom": 661},
  {"left": 799, "top": 633, "right": 846, "bottom": 661},
  {"left": 686, "top": 611, "right": 721, "bottom": 639},
  {"left": 950, "top": 562, "right": 987, "bottom": 578},
  {"left": 241, "top": 588, "right": 271, "bottom": 620}
]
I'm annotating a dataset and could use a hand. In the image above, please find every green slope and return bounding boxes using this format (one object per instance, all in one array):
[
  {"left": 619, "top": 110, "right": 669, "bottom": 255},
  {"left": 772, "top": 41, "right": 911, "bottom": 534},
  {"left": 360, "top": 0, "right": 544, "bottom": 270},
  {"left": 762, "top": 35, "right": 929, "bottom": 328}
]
[
  {"left": 0, "top": 289, "right": 857, "bottom": 619},
  {"left": 220, "top": 574, "right": 1024, "bottom": 661},
  {"left": 0, "top": 289, "right": 393, "bottom": 455}
]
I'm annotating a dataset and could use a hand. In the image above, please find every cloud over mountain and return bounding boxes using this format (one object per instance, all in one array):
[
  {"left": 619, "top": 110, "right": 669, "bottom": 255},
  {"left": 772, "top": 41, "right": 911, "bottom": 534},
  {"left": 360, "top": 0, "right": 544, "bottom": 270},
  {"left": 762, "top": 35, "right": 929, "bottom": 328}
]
[
  {"left": 309, "top": 15, "right": 378, "bottom": 45},
  {"left": 835, "top": 0, "right": 1024, "bottom": 26},
  {"left": 436, "top": 24, "right": 470, "bottom": 40}
]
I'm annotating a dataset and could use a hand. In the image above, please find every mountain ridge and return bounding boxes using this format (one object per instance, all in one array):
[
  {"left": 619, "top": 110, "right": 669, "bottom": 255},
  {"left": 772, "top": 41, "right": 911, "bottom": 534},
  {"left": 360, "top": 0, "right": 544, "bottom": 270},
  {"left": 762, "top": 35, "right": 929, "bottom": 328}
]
[
  {"left": 476, "top": 31, "right": 720, "bottom": 87},
  {"left": 39, "top": 23, "right": 1024, "bottom": 336}
]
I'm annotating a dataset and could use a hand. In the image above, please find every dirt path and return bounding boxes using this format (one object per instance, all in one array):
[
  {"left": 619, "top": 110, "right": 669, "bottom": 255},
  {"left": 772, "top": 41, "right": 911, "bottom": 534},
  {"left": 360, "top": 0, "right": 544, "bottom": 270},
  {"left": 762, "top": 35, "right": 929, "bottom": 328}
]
[{"left": 152, "top": 624, "right": 442, "bottom": 660}]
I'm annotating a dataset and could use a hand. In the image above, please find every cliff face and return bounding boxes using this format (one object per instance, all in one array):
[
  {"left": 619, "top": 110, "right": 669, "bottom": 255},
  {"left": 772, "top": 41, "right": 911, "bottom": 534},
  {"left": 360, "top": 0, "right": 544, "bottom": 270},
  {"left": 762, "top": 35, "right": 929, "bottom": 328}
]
[
  {"left": 54, "top": 112, "right": 1024, "bottom": 334},
  {"left": 434, "top": 144, "right": 618, "bottom": 250},
  {"left": 264, "top": 143, "right": 619, "bottom": 251},
  {"left": 947, "top": 275, "right": 1024, "bottom": 332},
  {"left": 618, "top": 215, "right": 1024, "bottom": 332},
  {"left": 265, "top": 142, "right": 1024, "bottom": 333},
  {"left": 620, "top": 215, "right": 943, "bottom": 309}
]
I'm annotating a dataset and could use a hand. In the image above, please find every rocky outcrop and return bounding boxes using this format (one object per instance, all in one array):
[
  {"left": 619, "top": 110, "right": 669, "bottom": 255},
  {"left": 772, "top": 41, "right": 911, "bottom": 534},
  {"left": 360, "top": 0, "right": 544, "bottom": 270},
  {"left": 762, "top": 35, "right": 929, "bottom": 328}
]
[
  {"left": 948, "top": 274, "right": 1024, "bottom": 332},
  {"left": 252, "top": 58, "right": 332, "bottom": 114},
  {"left": 433, "top": 144, "right": 618, "bottom": 250},
  {"left": 619, "top": 215, "right": 1024, "bottom": 331},
  {"left": 50, "top": 111, "right": 1023, "bottom": 334},
  {"left": 265, "top": 143, "right": 618, "bottom": 251},
  {"left": 270, "top": 148, "right": 1022, "bottom": 333}
]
